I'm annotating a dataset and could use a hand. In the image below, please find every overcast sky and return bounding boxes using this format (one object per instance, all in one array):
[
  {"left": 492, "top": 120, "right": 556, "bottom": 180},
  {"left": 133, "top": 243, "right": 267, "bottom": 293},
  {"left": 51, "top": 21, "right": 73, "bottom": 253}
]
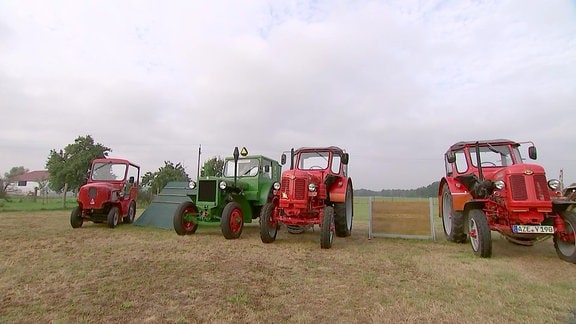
[{"left": 1, "top": 0, "right": 575, "bottom": 190}]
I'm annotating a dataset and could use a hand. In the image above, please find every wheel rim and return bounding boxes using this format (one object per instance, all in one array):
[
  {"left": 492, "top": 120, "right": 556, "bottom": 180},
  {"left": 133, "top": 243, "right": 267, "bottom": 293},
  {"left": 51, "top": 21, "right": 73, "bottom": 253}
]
[
  {"left": 345, "top": 190, "right": 353, "bottom": 230},
  {"left": 469, "top": 218, "right": 479, "bottom": 251},
  {"left": 229, "top": 207, "right": 243, "bottom": 234},
  {"left": 557, "top": 220, "right": 576, "bottom": 256},
  {"left": 442, "top": 191, "right": 452, "bottom": 234},
  {"left": 182, "top": 206, "right": 197, "bottom": 231}
]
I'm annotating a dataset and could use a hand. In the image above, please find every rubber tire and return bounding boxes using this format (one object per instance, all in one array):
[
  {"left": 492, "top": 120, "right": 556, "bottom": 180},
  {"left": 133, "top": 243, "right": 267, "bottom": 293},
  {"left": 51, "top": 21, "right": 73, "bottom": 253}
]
[
  {"left": 221, "top": 202, "right": 244, "bottom": 239},
  {"left": 70, "top": 206, "right": 83, "bottom": 228},
  {"left": 173, "top": 201, "right": 199, "bottom": 235},
  {"left": 321, "top": 206, "right": 335, "bottom": 249},
  {"left": 334, "top": 181, "right": 353, "bottom": 237},
  {"left": 554, "top": 211, "right": 576, "bottom": 263},
  {"left": 123, "top": 201, "right": 136, "bottom": 224},
  {"left": 468, "top": 209, "right": 492, "bottom": 258},
  {"left": 107, "top": 206, "right": 119, "bottom": 228},
  {"left": 259, "top": 203, "right": 277, "bottom": 243},
  {"left": 441, "top": 184, "right": 467, "bottom": 243}
]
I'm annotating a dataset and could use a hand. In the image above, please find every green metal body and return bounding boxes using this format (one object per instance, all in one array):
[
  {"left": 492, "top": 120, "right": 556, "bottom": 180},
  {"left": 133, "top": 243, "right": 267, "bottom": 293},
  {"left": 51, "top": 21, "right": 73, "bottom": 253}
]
[{"left": 186, "top": 155, "right": 281, "bottom": 225}]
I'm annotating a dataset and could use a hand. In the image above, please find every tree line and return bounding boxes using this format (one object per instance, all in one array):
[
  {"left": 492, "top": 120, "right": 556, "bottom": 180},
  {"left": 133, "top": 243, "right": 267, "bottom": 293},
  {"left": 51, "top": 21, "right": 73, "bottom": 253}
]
[{"left": 354, "top": 181, "right": 440, "bottom": 198}]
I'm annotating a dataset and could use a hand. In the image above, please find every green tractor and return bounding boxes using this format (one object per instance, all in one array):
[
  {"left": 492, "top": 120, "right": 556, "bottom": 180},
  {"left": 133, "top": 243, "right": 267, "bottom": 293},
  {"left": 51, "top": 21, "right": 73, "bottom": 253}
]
[{"left": 173, "top": 147, "right": 281, "bottom": 239}]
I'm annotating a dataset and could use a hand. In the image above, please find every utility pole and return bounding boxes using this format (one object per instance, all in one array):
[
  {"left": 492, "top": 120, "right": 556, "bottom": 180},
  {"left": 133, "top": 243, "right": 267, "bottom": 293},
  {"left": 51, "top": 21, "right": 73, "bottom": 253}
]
[{"left": 196, "top": 144, "right": 201, "bottom": 180}]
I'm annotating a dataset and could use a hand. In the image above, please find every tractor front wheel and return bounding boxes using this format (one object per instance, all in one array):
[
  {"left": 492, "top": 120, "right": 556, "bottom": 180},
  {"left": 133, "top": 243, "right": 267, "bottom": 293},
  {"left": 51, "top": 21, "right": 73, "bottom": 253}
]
[
  {"left": 107, "top": 206, "right": 120, "bottom": 228},
  {"left": 468, "top": 209, "right": 492, "bottom": 258},
  {"left": 173, "top": 201, "right": 199, "bottom": 235},
  {"left": 221, "top": 202, "right": 244, "bottom": 239},
  {"left": 441, "top": 184, "right": 466, "bottom": 243},
  {"left": 334, "top": 181, "right": 353, "bottom": 237},
  {"left": 259, "top": 203, "right": 277, "bottom": 243},
  {"left": 70, "top": 206, "right": 83, "bottom": 228},
  {"left": 321, "top": 206, "right": 335, "bottom": 249},
  {"left": 123, "top": 201, "right": 136, "bottom": 224},
  {"left": 554, "top": 211, "right": 576, "bottom": 263}
]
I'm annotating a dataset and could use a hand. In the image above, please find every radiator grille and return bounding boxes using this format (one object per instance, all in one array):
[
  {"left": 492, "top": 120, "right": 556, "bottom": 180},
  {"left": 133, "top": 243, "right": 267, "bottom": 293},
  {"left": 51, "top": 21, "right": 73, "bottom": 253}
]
[
  {"left": 509, "top": 174, "right": 528, "bottom": 201},
  {"left": 533, "top": 174, "right": 550, "bottom": 201},
  {"left": 294, "top": 179, "right": 306, "bottom": 200},
  {"left": 198, "top": 180, "right": 217, "bottom": 202}
]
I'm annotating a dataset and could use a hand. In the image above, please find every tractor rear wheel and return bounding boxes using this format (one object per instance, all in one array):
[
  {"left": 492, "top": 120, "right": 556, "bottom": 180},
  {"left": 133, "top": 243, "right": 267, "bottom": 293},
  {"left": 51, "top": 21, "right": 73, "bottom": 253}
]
[
  {"left": 321, "top": 206, "right": 335, "bottom": 249},
  {"left": 70, "top": 206, "right": 83, "bottom": 228},
  {"left": 173, "top": 201, "right": 199, "bottom": 235},
  {"left": 441, "top": 184, "right": 467, "bottom": 243},
  {"left": 468, "top": 209, "right": 492, "bottom": 258},
  {"left": 107, "top": 206, "right": 119, "bottom": 228},
  {"left": 221, "top": 202, "right": 244, "bottom": 239},
  {"left": 259, "top": 203, "right": 277, "bottom": 243},
  {"left": 554, "top": 211, "right": 576, "bottom": 263},
  {"left": 334, "top": 181, "right": 353, "bottom": 237},
  {"left": 123, "top": 201, "right": 136, "bottom": 224}
]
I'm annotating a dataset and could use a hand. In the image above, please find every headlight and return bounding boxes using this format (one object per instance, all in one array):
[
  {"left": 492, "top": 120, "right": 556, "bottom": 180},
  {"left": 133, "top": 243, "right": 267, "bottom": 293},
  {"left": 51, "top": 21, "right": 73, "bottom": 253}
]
[
  {"left": 188, "top": 181, "right": 196, "bottom": 189},
  {"left": 308, "top": 183, "right": 317, "bottom": 192},
  {"left": 548, "top": 179, "right": 561, "bottom": 190},
  {"left": 494, "top": 180, "right": 505, "bottom": 190},
  {"left": 273, "top": 182, "right": 281, "bottom": 190},
  {"left": 219, "top": 181, "right": 227, "bottom": 190}
]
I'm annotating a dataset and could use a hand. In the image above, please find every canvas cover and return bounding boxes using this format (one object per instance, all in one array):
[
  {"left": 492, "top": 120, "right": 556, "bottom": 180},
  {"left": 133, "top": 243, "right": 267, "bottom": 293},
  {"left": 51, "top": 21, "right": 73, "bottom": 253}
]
[{"left": 134, "top": 181, "right": 195, "bottom": 229}]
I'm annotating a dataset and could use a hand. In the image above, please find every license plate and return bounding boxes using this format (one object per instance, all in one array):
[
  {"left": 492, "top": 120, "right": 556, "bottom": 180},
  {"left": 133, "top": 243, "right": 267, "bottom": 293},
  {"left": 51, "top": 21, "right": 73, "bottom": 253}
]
[{"left": 512, "top": 225, "right": 554, "bottom": 234}]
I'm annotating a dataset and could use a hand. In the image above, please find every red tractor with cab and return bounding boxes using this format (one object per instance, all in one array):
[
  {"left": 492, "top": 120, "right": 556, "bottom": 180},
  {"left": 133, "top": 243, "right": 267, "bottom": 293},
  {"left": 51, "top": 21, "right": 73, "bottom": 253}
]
[
  {"left": 439, "top": 139, "right": 576, "bottom": 263},
  {"left": 71, "top": 158, "right": 140, "bottom": 228},
  {"left": 259, "top": 146, "right": 353, "bottom": 249}
]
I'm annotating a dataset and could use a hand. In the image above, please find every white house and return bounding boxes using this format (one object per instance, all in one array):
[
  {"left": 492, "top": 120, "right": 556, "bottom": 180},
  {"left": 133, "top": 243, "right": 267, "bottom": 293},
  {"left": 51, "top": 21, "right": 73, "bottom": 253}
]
[{"left": 7, "top": 170, "right": 50, "bottom": 196}]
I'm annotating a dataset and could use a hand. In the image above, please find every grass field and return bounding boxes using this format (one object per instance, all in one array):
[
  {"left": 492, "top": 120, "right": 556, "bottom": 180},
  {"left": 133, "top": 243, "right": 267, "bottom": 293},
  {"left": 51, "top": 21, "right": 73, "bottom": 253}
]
[{"left": 1, "top": 198, "right": 576, "bottom": 323}]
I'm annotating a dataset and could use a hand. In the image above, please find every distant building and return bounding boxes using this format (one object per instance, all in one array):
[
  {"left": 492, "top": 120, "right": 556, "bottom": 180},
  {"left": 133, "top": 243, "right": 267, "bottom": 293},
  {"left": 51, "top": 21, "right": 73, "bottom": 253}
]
[{"left": 7, "top": 170, "right": 50, "bottom": 195}]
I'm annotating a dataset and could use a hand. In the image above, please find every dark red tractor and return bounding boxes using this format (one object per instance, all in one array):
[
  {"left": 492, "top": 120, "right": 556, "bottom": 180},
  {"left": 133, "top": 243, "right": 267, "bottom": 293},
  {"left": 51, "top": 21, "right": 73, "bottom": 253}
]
[
  {"left": 439, "top": 139, "right": 576, "bottom": 263},
  {"left": 71, "top": 158, "right": 140, "bottom": 228},
  {"left": 259, "top": 146, "right": 353, "bottom": 248}
]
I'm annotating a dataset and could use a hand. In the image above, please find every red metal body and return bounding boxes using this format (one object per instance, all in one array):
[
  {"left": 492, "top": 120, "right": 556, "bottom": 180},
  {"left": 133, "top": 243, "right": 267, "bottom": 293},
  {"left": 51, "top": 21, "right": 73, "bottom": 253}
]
[
  {"left": 438, "top": 139, "right": 576, "bottom": 262},
  {"left": 261, "top": 146, "right": 353, "bottom": 248},
  {"left": 72, "top": 158, "right": 140, "bottom": 228}
]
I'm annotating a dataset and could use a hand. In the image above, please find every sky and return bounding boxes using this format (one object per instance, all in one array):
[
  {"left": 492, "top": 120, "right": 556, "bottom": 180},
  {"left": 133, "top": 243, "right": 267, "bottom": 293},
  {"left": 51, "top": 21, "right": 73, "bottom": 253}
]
[{"left": 1, "top": 0, "right": 575, "bottom": 190}]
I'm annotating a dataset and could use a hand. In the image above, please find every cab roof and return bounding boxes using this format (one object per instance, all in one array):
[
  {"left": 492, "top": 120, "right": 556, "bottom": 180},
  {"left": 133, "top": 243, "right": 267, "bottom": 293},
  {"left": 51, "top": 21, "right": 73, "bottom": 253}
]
[
  {"left": 449, "top": 139, "right": 519, "bottom": 151},
  {"left": 295, "top": 146, "right": 346, "bottom": 156}
]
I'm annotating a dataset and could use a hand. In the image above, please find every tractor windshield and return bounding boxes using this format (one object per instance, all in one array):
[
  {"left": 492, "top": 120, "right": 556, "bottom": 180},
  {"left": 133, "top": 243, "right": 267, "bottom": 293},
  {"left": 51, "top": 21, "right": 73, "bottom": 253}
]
[
  {"left": 224, "top": 159, "right": 260, "bottom": 177},
  {"left": 298, "top": 151, "right": 330, "bottom": 170},
  {"left": 91, "top": 162, "right": 127, "bottom": 181},
  {"left": 469, "top": 145, "right": 522, "bottom": 167}
]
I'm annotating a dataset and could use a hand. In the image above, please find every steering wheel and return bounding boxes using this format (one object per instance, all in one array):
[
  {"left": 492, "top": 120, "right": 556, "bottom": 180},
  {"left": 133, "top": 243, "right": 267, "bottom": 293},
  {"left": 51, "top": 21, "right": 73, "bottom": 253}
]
[
  {"left": 309, "top": 165, "right": 323, "bottom": 170},
  {"left": 481, "top": 161, "right": 497, "bottom": 166}
]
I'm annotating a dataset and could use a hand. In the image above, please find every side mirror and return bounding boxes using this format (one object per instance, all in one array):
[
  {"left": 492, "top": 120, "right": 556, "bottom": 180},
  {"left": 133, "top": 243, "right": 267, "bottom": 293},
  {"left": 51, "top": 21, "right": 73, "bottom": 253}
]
[
  {"left": 341, "top": 153, "right": 349, "bottom": 165},
  {"left": 129, "top": 176, "right": 135, "bottom": 184},
  {"left": 280, "top": 153, "right": 286, "bottom": 165},
  {"left": 446, "top": 151, "right": 456, "bottom": 164},
  {"left": 528, "top": 146, "right": 537, "bottom": 160}
]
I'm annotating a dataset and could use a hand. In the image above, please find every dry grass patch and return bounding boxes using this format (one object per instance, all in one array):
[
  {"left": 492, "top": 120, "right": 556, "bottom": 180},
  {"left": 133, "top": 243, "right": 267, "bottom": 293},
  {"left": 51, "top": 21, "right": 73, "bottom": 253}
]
[{"left": 1, "top": 210, "right": 576, "bottom": 323}]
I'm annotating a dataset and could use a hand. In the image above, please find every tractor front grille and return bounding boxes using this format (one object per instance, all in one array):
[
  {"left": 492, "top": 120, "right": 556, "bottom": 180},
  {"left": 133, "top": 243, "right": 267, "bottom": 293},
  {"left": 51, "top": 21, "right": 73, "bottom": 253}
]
[
  {"left": 198, "top": 180, "right": 217, "bottom": 202},
  {"left": 509, "top": 174, "right": 550, "bottom": 201},
  {"left": 281, "top": 177, "right": 307, "bottom": 200}
]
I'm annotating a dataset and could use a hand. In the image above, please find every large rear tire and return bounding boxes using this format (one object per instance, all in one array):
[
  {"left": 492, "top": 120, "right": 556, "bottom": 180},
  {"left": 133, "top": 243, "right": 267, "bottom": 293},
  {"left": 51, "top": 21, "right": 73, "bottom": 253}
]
[
  {"left": 173, "top": 201, "right": 199, "bottom": 235},
  {"left": 334, "top": 181, "right": 353, "bottom": 237},
  {"left": 441, "top": 184, "right": 467, "bottom": 243},
  {"left": 221, "top": 202, "right": 244, "bottom": 239},
  {"left": 259, "top": 203, "right": 277, "bottom": 243},
  {"left": 70, "top": 206, "right": 83, "bottom": 228},
  {"left": 123, "top": 201, "right": 136, "bottom": 224},
  {"left": 468, "top": 209, "right": 492, "bottom": 258},
  {"left": 554, "top": 211, "right": 576, "bottom": 263},
  {"left": 107, "top": 206, "right": 119, "bottom": 228},
  {"left": 321, "top": 206, "right": 335, "bottom": 249}
]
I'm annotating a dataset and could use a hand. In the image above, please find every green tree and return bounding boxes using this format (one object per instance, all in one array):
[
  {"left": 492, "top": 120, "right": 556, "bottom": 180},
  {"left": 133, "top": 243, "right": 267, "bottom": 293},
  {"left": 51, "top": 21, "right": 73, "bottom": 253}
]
[
  {"left": 201, "top": 156, "right": 224, "bottom": 177},
  {"left": 142, "top": 161, "right": 190, "bottom": 195},
  {"left": 0, "top": 166, "right": 29, "bottom": 197},
  {"left": 45, "top": 135, "right": 111, "bottom": 193}
]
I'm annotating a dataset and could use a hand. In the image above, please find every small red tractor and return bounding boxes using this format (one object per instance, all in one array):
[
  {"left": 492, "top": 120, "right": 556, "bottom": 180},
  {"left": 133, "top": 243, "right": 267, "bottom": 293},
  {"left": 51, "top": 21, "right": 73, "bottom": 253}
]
[
  {"left": 439, "top": 139, "right": 576, "bottom": 263},
  {"left": 259, "top": 146, "right": 353, "bottom": 248},
  {"left": 71, "top": 158, "right": 140, "bottom": 228}
]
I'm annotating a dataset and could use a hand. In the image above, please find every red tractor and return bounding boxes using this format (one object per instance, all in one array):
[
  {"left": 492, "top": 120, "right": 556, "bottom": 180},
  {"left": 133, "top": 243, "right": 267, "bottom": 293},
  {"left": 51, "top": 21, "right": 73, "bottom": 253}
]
[
  {"left": 259, "top": 146, "right": 353, "bottom": 248},
  {"left": 71, "top": 158, "right": 140, "bottom": 228},
  {"left": 439, "top": 139, "right": 576, "bottom": 263}
]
